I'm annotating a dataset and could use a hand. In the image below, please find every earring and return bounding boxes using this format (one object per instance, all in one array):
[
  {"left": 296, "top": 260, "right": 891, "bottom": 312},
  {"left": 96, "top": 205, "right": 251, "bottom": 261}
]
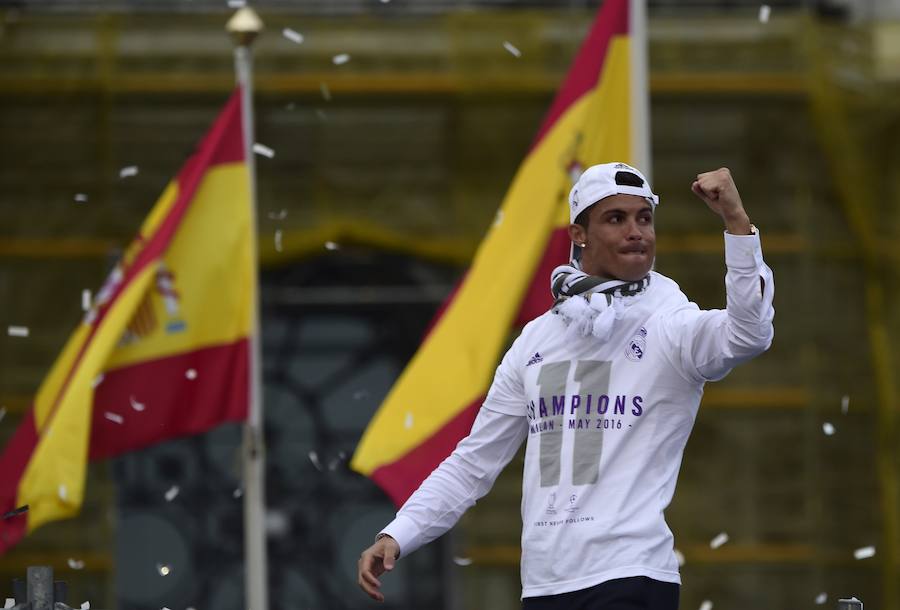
[{"left": 579, "top": 243, "right": 586, "bottom": 248}]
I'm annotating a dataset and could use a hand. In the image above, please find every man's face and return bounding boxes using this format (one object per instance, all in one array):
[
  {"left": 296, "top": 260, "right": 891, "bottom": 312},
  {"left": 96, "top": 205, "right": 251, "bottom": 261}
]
[{"left": 569, "top": 194, "right": 656, "bottom": 281}]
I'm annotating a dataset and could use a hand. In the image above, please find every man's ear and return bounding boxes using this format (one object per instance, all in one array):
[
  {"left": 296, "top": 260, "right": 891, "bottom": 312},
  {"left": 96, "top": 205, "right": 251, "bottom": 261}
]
[{"left": 568, "top": 223, "right": 586, "bottom": 247}]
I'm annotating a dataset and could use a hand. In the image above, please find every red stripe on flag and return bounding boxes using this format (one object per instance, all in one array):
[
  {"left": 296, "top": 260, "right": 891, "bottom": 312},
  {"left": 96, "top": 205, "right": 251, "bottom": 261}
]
[
  {"left": 0, "top": 413, "right": 38, "bottom": 553},
  {"left": 89, "top": 339, "right": 249, "bottom": 460},
  {"left": 531, "top": 0, "right": 628, "bottom": 149},
  {"left": 515, "top": 227, "right": 571, "bottom": 326},
  {"left": 370, "top": 398, "right": 482, "bottom": 507}
]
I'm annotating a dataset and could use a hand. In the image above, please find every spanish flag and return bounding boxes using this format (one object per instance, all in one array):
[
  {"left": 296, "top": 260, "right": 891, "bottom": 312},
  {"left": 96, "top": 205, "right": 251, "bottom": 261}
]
[
  {"left": 352, "top": 0, "right": 642, "bottom": 506},
  {"left": 0, "top": 89, "right": 253, "bottom": 551}
]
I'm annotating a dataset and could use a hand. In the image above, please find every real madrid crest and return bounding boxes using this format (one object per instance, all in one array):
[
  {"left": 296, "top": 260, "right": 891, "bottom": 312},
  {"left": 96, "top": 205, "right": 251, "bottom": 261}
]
[{"left": 625, "top": 326, "right": 648, "bottom": 362}]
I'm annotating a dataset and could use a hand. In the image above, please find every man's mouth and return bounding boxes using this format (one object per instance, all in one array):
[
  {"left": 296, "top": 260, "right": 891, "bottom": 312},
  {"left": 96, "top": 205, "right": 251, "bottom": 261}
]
[{"left": 619, "top": 246, "right": 647, "bottom": 254}]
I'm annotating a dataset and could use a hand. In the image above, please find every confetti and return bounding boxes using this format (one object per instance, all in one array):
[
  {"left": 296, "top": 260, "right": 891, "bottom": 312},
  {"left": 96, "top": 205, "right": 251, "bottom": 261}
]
[
  {"left": 268, "top": 209, "right": 287, "bottom": 220},
  {"left": 841, "top": 395, "right": 850, "bottom": 414},
  {"left": 165, "top": 486, "right": 180, "bottom": 502},
  {"left": 282, "top": 28, "right": 304, "bottom": 44},
  {"left": 699, "top": 601, "right": 713, "bottom": 610},
  {"left": 709, "top": 532, "right": 729, "bottom": 549},
  {"left": 503, "top": 41, "right": 522, "bottom": 58},
  {"left": 253, "top": 143, "right": 275, "bottom": 159},
  {"left": 674, "top": 548, "right": 685, "bottom": 567},
  {"left": 7, "top": 326, "right": 29, "bottom": 337},
  {"left": 325, "top": 241, "right": 339, "bottom": 251},
  {"left": 233, "top": 488, "right": 243, "bottom": 499},
  {"left": 81, "top": 289, "right": 92, "bottom": 312},
  {"left": 74, "top": 193, "right": 88, "bottom": 203},
  {"left": 119, "top": 166, "right": 139, "bottom": 179},
  {"left": 67, "top": 558, "right": 85, "bottom": 570},
  {"left": 227, "top": 0, "right": 245, "bottom": 7},
  {"left": 157, "top": 564, "right": 172, "bottom": 576},
  {"left": 320, "top": 82, "right": 332, "bottom": 101},
  {"left": 332, "top": 53, "right": 351, "bottom": 65},
  {"left": 815, "top": 592, "right": 828, "bottom": 605},
  {"left": 59, "top": 484, "right": 68, "bottom": 501},
  {"left": 92, "top": 374, "right": 105, "bottom": 388},
  {"left": 758, "top": 4, "right": 771, "bottom": 23},
  {"left": 129, "top": 395, "right": 146, "bottom": 412},
  {"left": 274, "top": 230, "right": 283, "bottom": 253},
  {"left": 0, "top": 407, "right": 5, "bottom": 423},
  {"left": 452, "top": 556, "right": 473, "bottom": 566},
  {"left": 4, "top": 600, "right": 14, "bottom": 609},
  {"left": 493, "top": 210, "right": 504, "bottom": 227},
  {"left": 309, "top": 450, "right": 323, "bottom": 471},
  {"left": 854, "top": 545, "right": 875, "bottom": 560},
  {"left": 186, "top": 369, "right": 198, "bottom": 380},
  {"left": 380, "top": 0, "right": 390, "bottom": 3},
  {"left": 823, "top": 422, "right": 835, "bottom": 436},
  {"left": 1, "top": 505, "right": 28, "bottom": 519},
  {"left": 80, "top": 603, "right": 89, "bottom": 610},
  {"left": 104, "top": 412, "right": 124, "bottom": 425},
  {"left": 404, "top": 412, "right": 414, "bottom": 429}
]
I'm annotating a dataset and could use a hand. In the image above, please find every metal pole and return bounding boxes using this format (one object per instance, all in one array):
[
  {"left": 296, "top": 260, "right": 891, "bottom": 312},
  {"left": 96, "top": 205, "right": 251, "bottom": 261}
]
[
  {"left": 227, "top": 8, "right": 268, "bottom": 610},
  {"left": 629, "top": 0, "right": 652, "bottom": 179}
]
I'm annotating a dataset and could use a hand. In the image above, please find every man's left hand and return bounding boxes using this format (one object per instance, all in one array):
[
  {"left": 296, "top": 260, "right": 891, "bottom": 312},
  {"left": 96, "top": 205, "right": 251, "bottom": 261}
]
[{"left": 691, "top": 168, "right": 752, "bottom": 234}]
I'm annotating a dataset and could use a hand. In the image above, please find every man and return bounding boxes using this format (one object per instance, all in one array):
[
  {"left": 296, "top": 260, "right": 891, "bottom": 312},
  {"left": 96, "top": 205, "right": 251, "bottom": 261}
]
[{"left": 358, "top": 163, "right": 775, "bottom": 609}]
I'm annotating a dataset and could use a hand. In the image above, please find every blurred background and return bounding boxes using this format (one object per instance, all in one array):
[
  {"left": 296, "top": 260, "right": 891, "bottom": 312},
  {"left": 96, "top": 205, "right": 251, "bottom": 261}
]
[{"left": 1, "top": 0, "right": 899, "bottom": 608}]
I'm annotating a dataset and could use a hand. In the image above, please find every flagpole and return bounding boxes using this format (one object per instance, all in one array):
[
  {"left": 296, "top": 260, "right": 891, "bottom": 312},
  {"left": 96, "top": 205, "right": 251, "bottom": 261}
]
[
  {"left": 227, "top": 8, "right": 269, "bottom": 610},
  {"left": 630, "top": 0, "right": 652, "bottom": 179}
]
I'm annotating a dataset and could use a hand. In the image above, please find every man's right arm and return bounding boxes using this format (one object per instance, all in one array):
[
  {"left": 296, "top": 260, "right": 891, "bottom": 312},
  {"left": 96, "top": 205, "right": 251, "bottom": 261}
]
[
  {"left": 357, "top": 406, "right": 526, "bottom": 602},
  {"left": 380, "top": 405, "right": 527, "bottom": 556}
]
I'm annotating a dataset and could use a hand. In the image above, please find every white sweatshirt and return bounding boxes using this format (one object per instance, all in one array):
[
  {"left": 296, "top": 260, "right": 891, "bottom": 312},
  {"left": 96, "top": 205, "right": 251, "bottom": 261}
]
[{"left": 380, "top": 231, "right": 775, "bottom": 598}]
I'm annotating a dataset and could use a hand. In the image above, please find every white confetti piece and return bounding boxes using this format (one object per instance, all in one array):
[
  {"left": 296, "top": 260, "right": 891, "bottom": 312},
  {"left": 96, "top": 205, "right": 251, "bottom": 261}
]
[
  {"left": 129, "top": 395, "right": 146, "bottom": 412},
  {"left": 7, "top": 326, "right": 29, "bottom": 337},
  {"left": 674, "top": 548, "right": 685, "bottom": 567},
  {"left": 404, "top": 412, "right": 414, "bottom": 429},
  {"left": 380, "top": 0, "right": 390, "bottom": 3},
  {"left": 325, "top": 241, "right": 339, "bottom": 251},
  {"left": 104, "top": 412, "right": 124, "bottom": 425},
  {"left": 274, "top": 230, "right": 283, "bottom": 252},
  {"left": 92, "top": 374, "right": 105, "bottom": 388},
  {"left": 503, "top": 41, "right": 522, "bottom": 58},
  {"left": 699, "top": 601, "right": 713, "bottom": 610},
  {"left": 157, "top": 563, "right": 171, "bottom": 576},
  {"left": 320, "top": 82, "right": 332, "bottom": 101},
  {"left": 80, "top": 602, "right": 90, "bottom": 610},
  {"left": 81, "top": 289, "right": 92, "bottom": 312},
  {"left": 493, "top": 209, "right": 504, "bottom": 227},
  {"left": 185, "top": 369, "right": 198, "bottom": 380},
  {"left": 854, "top": 545, "right": 876, "bottom": 559},
  {"left": 67, "top": 558, "right": 85, "bottom": 570},
  {"left": 815, "top": 592, "right": 828, "bottom": 605},
  {"left": 268, "top": 209, "right": 287, "bottom": 220},
  {"left": 308, "top": 450, "right": 323, "bottom": 471},
  {"left": 841, "top": 395, "right": 850, "bottom": 414},
  {"left": 227, "top": 0, "right": 245, "bottom": 7},
  {"left": 74, "top": 193, "right": 88, "bottom": 203},
  {"left": 165, "top": 486, "right": 180, "bottom": 502},
  {"left": 233, "top": 488, "right": 243, "bottom": 498},
  {"left": 709, "top": 532, "right": 729, "bottom": 549},
  {"left": 282, "top": 28, "right": 304, "bottom": 44},
  {"left": 823, "top": 422, "right": 835, "bottom": 436},
  {"left": 758, "top": 5, "right": 771, "bottom": 23},
  {"left": 332, "top": 53, "right": 351, "bottom": 65},
  {"left": 3, "top": 599, "right": 13, "bottom": 609},
  {"left": 119, "top": 166, "right": 139, "bottom": 179},
  {"left": 253, "top": 143, "right": 275, "bottom": 159},
  {"left": 58, "top": 484, "right": 68, "bottom": 501},
  {"left": 452, "top": 556, "right": 473, "bottom": 566}
]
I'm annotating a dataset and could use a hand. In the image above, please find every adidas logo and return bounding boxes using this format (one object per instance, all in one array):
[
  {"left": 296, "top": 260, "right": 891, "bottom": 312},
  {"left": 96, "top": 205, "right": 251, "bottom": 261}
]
[{"left": 526, "top": 352, "right": 543, "bottom": 367}]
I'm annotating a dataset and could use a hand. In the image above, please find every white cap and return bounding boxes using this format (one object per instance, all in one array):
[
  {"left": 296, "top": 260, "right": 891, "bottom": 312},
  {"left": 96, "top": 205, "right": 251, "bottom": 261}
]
[{"left": 569, "top": 162, "right": 659, "bottom": 224}]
